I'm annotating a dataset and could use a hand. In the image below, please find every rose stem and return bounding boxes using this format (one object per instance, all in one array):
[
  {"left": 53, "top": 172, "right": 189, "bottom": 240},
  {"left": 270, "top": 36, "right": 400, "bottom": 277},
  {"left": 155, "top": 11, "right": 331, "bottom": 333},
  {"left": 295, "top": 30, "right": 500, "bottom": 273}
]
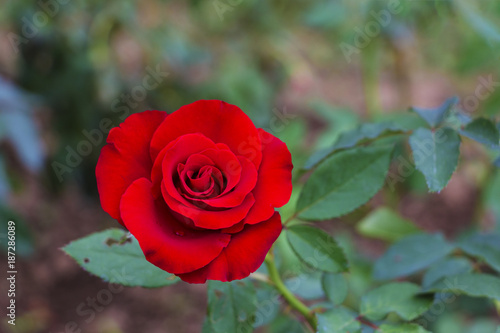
[{"left": 264, "top": 253, "right": 317, "bottom": 331}]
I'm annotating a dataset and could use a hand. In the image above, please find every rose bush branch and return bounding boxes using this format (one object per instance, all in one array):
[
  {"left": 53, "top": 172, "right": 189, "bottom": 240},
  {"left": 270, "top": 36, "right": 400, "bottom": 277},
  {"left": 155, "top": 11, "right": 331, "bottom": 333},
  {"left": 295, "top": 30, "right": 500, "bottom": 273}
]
[{"left": 264, "top": 252, "right": 318, "bottom": 331}]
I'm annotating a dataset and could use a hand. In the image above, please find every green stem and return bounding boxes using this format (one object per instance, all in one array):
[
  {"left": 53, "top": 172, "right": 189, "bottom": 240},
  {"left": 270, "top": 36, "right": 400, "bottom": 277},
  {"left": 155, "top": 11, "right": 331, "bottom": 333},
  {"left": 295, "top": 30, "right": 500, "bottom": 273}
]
[{"left": 264, "top": 253, "right": 317, "bottom": 331}]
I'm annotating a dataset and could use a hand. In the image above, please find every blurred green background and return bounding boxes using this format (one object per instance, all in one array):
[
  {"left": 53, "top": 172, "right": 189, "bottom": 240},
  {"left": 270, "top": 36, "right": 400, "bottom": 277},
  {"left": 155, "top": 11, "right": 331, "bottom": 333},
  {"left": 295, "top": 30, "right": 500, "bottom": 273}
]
[{"left": 0, "top": 0, "right": 500, "bottom": 332}]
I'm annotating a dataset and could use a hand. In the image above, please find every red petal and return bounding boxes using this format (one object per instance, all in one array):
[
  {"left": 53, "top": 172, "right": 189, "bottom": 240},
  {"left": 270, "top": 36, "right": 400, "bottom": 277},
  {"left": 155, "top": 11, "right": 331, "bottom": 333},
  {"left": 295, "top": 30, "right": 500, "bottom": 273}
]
[
  {"left": 120, "top": 178, "right": 231, "bottom": 274},
  {"left": 220, "top": 220, "right": 246, "bottom": 234},
  {"left": 96, "top": 111, "right": 167, "bottom": 224},
  {"left": 244, "top": 129, "right": 293, "bottom": 224},
  {"left": 162, "top": 182, "right": 256, "bottom": 229},
  {"left": 198, "top": 148, "right": 242, "bottom": 194},
  {"left": 160, "top": 133, "right": 217, "bottom": 204},
  {"left": 150, "top": 138, "right": 178, "bottom": 199},
  {"left": 180, "top": 155, "right": 216, "bottom": 194},
  {"left": 150, "top": 100, "right": 262, "bottom": 168},
  {"left": 177, "top": 212, "right": 282, "bottom": 283},
  {"left": 192, "top": 156, "right": 257, "bottom": 208},
  {"left": 150, "top": 132, "right": 255, "bottom": 229}
]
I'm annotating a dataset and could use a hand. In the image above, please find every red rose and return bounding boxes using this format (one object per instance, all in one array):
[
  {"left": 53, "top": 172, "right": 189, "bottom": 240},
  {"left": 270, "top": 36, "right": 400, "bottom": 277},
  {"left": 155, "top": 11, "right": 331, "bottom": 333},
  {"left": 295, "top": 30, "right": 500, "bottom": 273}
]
[{"left": 96, "top": 100, "right": 293, "bottom": 283}]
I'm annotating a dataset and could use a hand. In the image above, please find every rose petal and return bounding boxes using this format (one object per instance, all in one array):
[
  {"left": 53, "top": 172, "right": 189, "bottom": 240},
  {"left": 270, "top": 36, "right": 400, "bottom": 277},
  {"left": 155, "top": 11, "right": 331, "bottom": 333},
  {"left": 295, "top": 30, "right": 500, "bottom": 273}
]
[
  {"left": 162, "top": 182, "right": 256, "bottom": 230},
  {"left": 198, "top": 148, "right": 242, "bottom": 194},
  {"left": 177, "top": 212, "right": 283, "bottom": 283},
  {"left": 190, "top": 156, "right": 257, "bottom": 208},
  {"left": 150, "top": 100, "right": 262, "bottom": 168},
  {"left": 96, "top": 110, "right": 167, "bottom": 224},
  {"left": 152, "top": 133, "right": 255, "bottom": 229},
  {"left": 179, "top": 154, "right": 216, "bottom": 194},
  {"left": 220, "top": 221, "right": 246, "bottom": 234},
  {"left": 150, "top": 137, "right": 180, "bottom": 199},
  {"left": 120, "top": 178, "right": 231, "bottom": 274},
  {"left": 159, "top": 133, "right": 217, "bottom": 204},
  {"left": 244, "top": 129, "right": 293, "bottom": 225},
  {"left": 185, "top": 169, "right": 215, "bottom": 194}
]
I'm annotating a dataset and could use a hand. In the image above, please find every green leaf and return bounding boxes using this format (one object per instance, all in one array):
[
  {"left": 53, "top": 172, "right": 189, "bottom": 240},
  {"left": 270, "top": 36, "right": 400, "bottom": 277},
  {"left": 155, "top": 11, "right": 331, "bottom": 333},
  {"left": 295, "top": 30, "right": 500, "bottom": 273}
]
[
  {"left": 253, "top": 282, "right": 280, "bottom": 328},
  {"left": 360, "top": 282, "right": 433, "bottom": 321},
  {"left": 267, "top": 314, "right": 307, "bottom": 333},
  {"left": 409, "top": 127, "right": 461, "bottom": 192},
  {"left": 286, "top": 225, "right": 348, "bottom": 273},
  {"left": 374, "top": 113, "right": 428, "bottom": 132},
  {"left": 322, "top": 273, "right": 348, "bottom": 305},
  {"left": 203, "top": 279, "right": 257, "bottom": 333},
  {"left": 305, "top": 122, "right": 404, "bottom": 169},
  {"left": 285, "top": 271, "right": 325, "bottom": 300},
  {"left": 377, "top": 323, "right": 431, "bottom": 333},
  {"left": 459, "top": 234, "right": 500, "bottom": 273},
  {"left": 373, "top": 233, "right": 454, "bottom": 280},
  {"left": 411, "top": 96, "right": 458, "bottom": 128},
  {"left": 62, "top": 229, "right": 178, "bottom": 288},
  {"left": 297, "top": 145, "right": 393, "bottom": 220},
  {"left": 422, "top": 258, "right": 473, "bottom": 288},
  {"left": 357, "top": 207, "right": 420, "bottom": 242},
  {"left": 275, "top": 233, "right": 304, "bottom": 277},
  {"left": 426, "top": 273, "right": 500, "bottom": 301},
  {"left": 459, "top": 117, "right": 500, "bottom": 148},
  {"left": 316, "top": 307, "right": 361, "bottom": 333}
]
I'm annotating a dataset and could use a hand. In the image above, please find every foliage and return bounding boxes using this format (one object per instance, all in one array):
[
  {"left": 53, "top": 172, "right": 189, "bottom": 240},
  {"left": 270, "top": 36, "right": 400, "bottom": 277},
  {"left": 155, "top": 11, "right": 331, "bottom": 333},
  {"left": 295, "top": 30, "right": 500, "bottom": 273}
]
[
  {"left": 3, "top": 0, "right": 500, "bottom": 331},
  {"left": 63, "top": 229, "right": 178, "bottom": 287},
  {"left": 66, "top": 96, "right": 500, "bottom": 332}
]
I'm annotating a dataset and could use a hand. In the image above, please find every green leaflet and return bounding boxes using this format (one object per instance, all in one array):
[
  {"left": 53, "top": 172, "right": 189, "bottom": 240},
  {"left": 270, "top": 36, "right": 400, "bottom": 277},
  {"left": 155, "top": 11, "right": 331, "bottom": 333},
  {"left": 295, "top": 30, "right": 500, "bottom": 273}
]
[
  {"left": 322, "top": 273, "right": 348, "bottom": 305},
  {"left": 374, "top": 233, "right": 454, "bottom": 280},
  {"left": 316, "top": 307, "right": 361, "bottom": 333},
  {"left": 297, "top": 145, "right": 393, "bottom": 220},
  {"left": 411, "top": 96, "right": 458, "bottom": 128},
  {"left": 357, "top": 207, "right": 420, "bottom": 242},
  {"left": 203, "top": 280, "right": 257, "bottom": 333},
  {"left": 62, "top": 229, "right": 179, "bottom": 288},
  {"left": 409, "top": 127, "right": 461, "bottom": 192},
  {"left": 459, "top": 117, "right": 500, "bottom": 149},
  {"left": 426, "top": 273, "right": 500, "bottom": 301},
  {"left": 459, "top": 233, "right": 500, "bottom": 273},
  {"left": 286, "top": 225, "right": 348, "bottom": 273},
  {"left": 360, "top": 282, "right": 433, "bottom": 321}
]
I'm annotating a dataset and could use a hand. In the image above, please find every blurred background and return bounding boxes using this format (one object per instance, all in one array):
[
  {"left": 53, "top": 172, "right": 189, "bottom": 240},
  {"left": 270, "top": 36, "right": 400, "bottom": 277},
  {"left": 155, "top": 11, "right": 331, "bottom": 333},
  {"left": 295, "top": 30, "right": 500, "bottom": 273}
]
[{"left": 1, "top": 0, "right": 500, "bottom": 332}]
